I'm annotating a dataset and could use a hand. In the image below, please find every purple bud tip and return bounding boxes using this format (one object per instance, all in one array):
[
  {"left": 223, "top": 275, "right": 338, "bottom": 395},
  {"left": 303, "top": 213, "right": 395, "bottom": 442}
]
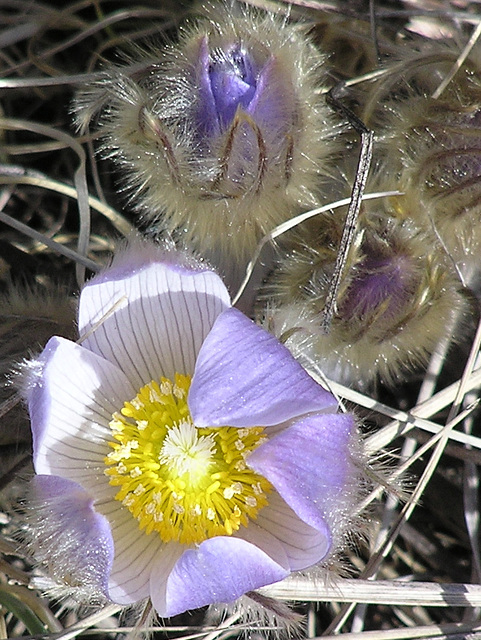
[
  {"left": 339, "top": 251, "right": 417, "bottom": 323},
  {"left": 196, "top": 35, "right": 260, "bottom": 136},
  {"left": 209, "top": 44, "right": 257, "bottom": 127}
]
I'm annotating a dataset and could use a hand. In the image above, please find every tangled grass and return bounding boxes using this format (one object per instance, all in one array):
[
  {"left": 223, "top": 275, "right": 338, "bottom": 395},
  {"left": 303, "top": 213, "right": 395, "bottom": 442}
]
[{"left": 1, "top": 0, "right": 481, "bottom": 638}]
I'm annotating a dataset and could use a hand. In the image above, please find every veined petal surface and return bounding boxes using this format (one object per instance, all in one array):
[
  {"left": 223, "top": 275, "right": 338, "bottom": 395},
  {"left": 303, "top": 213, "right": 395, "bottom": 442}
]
[
  {"left": 29, "top": 336, "right": 135, "bottom": 487},
  {"left": 78, "top": 261, "right": 230, "bottom": 388},
  {"left": 159, "top": 537, "right": 289, "bottom": 617},
  {"left": 105, "top": 504, "right": 168, "bottom": 604},
  {"left": 189, "top": 307, "right": 338, "bottom": 427},
  {"left": 251, "top": 491, "right": 331, "bottom": 571},
  {"left": 248, "top": 413, "right": 358, "bottom": 532}
]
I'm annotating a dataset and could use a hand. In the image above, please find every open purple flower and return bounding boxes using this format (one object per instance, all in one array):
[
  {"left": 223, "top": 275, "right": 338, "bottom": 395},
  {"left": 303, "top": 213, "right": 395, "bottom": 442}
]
[{"left": 25, "top": 243, "right": 363, "bottom": 617}]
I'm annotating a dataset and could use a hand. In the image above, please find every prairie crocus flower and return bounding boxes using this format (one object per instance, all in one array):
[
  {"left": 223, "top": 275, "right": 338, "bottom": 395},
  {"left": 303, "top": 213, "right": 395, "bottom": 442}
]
[
  {"left": 73, "top": 4, "right": 338, "bottom": 271},
  {"left": 24, "top": 243, "right": 364, "bottom": 617}
]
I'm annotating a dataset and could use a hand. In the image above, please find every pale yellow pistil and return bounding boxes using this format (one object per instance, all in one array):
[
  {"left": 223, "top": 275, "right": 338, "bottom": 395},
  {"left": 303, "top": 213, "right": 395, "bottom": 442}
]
[{"left": 104, "top": 373, "right": 271, "bottom": 545}]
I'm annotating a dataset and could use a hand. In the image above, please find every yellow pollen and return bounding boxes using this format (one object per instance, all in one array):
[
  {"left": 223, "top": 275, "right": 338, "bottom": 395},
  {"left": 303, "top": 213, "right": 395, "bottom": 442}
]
[{"left": 104, "top": 373, "right": 271, "bottom": 544}]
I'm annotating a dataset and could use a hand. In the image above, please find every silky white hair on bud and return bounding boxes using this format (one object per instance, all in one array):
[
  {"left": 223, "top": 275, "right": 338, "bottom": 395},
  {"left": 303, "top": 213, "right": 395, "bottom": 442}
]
[
  {"left": 73, "top": 2, "right": 340, "bottom": 277},
  {"left": 261, "top": 208, "right": 468, "bottom": 389},
  {"left": 357, "top": 40, "right": 481, "bottom": 277},
  {"left": 206, "top": 591, "right": 305, "bottom": 638}
]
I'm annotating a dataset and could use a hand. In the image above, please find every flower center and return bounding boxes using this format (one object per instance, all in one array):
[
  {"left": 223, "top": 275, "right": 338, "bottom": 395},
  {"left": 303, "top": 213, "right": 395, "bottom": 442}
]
[{"left": 104, "top": 374, "right": 271, "bottom": 545}]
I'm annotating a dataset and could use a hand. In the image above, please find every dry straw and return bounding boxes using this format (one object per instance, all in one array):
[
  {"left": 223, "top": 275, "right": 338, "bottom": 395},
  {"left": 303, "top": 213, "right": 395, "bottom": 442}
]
[{"left": 1, "top": 0, "right": 481, "bottom": 638}]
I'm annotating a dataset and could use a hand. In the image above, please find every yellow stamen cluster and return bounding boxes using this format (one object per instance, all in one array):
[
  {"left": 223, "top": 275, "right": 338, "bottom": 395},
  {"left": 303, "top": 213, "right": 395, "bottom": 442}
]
[{"left": 104, "top": 374, "right": 271, "bottom": 545}]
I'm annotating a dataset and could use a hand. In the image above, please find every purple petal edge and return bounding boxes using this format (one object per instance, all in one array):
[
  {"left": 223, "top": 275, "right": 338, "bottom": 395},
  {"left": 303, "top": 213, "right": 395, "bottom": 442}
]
[
  {"left": 159, "top": 536, "right": 289, "bottom": 616},
  {"left": 248, "top": 413, "right": 358, "bottom": 536},
  {"left": 195, "top": 35, "right": 221, "bottom": 137},
  {"left": 31, "top": 475, "right": 114, "bottom": 596},
  {"left": 189, "top": 308, "right": 338, "bottom": 427}
]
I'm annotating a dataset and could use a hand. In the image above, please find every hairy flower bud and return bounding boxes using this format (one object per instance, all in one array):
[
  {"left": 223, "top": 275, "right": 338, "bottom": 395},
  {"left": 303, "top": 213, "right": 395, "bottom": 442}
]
[
  {"left": 358, "top": 43, "right": 481, "bottom": 274},
  {"left": 73, "top": 3, "right": 339, "bottom": 274},
  {"left": 261, "top": 209, "right": 467, "bottom": 388}
]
